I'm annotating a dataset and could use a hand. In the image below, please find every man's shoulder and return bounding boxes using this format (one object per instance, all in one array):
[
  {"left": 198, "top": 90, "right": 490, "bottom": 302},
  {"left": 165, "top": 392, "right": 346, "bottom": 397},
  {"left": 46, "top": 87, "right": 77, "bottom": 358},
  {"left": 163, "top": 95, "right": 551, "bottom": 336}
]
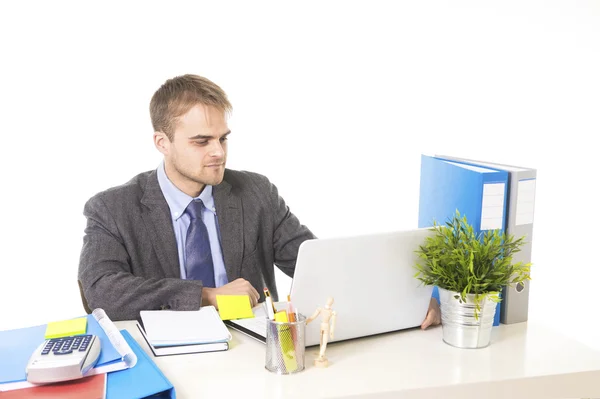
[
  {"left": 223, "top": 169, "right": 272, "bottom": 189},
  {"left": 87, "top": 170, "right": 155, "bottom": 206}
]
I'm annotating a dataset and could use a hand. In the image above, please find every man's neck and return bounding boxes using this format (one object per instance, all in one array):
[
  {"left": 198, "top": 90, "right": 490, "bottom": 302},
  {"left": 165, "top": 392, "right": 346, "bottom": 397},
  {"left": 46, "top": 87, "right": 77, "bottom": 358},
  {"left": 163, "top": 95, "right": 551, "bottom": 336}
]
[{"left": 164, "top": 163, "right": 205, "bottom": 198}]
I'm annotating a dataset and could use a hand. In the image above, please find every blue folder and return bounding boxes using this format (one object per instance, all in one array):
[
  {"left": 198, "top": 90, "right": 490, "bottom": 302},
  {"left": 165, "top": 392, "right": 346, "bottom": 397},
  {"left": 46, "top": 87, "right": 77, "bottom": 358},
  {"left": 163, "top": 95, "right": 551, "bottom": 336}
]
[
  {"left": 418, "top": 154, "right": 509, "bottom": 326},
  {"left": 107, "top": 330, "right": 175, "bottom": 399},
  {"left": 0, "top": 314, "right": 122, "bottom": 384}
]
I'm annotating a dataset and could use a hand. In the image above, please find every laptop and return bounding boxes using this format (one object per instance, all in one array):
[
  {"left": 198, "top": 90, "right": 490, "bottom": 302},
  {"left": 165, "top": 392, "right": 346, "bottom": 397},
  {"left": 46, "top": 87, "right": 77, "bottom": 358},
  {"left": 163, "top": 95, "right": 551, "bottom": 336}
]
[{"left": 225, "top": 228, "right": 435, "bottom": 346}]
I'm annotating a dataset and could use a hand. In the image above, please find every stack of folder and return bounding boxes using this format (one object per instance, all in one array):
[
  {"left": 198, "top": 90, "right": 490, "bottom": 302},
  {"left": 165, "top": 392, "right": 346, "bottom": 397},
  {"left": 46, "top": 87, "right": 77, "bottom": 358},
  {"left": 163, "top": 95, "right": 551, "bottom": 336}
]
[
  {"left": 0, "top": 315, "right": 175, "bottom": 398},
  {"left": 418, "top": 154, "right": 537, "bottom": 325}
]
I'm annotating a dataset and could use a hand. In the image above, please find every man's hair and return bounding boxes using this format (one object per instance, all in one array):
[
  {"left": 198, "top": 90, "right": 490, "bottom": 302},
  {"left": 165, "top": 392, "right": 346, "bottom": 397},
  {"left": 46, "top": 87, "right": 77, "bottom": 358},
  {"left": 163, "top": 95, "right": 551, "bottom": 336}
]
[{"left": 150, "top": 74, "right": 232, "bottom": 141}]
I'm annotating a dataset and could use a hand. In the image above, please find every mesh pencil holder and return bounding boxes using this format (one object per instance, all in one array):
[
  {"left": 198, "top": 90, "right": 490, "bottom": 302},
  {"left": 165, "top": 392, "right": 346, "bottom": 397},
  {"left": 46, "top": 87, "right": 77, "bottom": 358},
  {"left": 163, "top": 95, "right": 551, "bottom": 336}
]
[{"left": 265, "top": 314, "right": 306, "bottom": 374}]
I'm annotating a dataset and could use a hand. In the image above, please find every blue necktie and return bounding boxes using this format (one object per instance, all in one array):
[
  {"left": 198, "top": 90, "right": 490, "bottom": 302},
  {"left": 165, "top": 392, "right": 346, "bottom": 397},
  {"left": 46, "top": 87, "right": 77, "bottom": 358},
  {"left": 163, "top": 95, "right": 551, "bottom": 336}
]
[{"left": 184, "top": 199, "right": 216, "bottom": 287}]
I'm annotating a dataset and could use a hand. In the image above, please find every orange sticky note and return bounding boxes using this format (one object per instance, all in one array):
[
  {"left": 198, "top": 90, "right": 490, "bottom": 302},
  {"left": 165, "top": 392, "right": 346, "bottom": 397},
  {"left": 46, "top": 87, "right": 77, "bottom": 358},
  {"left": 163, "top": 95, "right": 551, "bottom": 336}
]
[{"left": 216, "top": 295, "right": 255, "bottom": 320}]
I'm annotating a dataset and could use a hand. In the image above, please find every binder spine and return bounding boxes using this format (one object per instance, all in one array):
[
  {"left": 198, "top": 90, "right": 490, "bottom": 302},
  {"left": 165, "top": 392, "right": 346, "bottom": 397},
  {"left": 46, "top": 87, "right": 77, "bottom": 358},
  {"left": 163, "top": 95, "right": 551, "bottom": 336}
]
[{"left": 501, "top": 175, "right": 536, "bottom": 324}]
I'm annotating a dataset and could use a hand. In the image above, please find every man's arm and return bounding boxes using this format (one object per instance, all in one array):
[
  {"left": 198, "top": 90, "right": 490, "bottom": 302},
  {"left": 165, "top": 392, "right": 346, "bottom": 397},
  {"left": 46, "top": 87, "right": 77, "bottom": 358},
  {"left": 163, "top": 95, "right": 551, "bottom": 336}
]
[
  {"left": 268, "top": 181, "right": 316, "bottom": 277},
  {"left": 78, "top": 195, "right": 204, "bottom": 321}
]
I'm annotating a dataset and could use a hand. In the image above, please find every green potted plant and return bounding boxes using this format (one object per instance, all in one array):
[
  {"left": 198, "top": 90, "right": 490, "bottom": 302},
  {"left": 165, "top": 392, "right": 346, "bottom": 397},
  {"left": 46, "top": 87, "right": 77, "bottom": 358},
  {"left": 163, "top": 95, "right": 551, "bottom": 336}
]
[{"left": 414, "top": 210, "right": 531, "bottom": 348}]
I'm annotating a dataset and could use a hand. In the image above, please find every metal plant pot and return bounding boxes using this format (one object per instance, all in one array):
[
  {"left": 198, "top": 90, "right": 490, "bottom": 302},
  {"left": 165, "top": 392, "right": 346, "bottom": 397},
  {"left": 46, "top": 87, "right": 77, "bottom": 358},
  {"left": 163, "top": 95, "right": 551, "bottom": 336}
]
[{"left": 438, "top": 287, "right": 498, "bottom": 349}]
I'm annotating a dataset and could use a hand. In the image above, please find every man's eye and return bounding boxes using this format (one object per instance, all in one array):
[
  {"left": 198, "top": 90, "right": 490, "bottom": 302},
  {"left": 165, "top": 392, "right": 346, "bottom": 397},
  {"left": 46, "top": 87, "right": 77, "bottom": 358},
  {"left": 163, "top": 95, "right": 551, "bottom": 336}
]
[
  {"left": 220, "top": 137, "right": 228, "bottom": 142},
  {"left": 196, "top": 141, "right": 208, "bottom": 146}
]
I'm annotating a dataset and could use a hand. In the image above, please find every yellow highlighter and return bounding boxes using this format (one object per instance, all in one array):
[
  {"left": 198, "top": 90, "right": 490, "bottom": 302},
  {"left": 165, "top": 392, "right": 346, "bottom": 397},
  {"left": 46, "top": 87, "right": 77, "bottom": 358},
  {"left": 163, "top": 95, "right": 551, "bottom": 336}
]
[
  {"left": 274, "top": 310, "right": 289, "bottom": 323},
  {"left": 274, "top": 310, "right": 298, "bottom": 372}
]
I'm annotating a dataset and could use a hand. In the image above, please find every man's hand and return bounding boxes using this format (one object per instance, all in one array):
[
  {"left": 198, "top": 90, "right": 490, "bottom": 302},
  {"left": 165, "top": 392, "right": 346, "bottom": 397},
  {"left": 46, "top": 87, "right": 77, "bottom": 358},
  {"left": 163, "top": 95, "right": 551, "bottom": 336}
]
[
  {"left": 201, "top": 278, "right": 260, "bottom": 309},
  {"left": 421, "top": 298, "right": 441, "bottom": 330}
]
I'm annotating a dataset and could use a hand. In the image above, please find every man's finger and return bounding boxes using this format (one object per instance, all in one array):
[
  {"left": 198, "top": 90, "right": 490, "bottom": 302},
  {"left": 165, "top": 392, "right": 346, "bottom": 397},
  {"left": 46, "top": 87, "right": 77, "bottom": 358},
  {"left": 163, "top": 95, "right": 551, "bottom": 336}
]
[
  {"left": 243, "top": 284, "right": 258, "bottom": 306},
  {"left": 244, "top": 290, "right": 255, "bottom": 307},
  {"left": 249, "top": 286, "right": 260, "bottom": 305}
]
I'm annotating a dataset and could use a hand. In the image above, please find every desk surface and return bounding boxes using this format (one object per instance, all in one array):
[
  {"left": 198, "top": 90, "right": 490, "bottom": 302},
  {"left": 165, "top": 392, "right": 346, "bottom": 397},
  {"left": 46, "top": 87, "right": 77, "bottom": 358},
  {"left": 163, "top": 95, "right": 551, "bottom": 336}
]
[{"left": 115, "top": 320, "right": 600, "bottom": 399}]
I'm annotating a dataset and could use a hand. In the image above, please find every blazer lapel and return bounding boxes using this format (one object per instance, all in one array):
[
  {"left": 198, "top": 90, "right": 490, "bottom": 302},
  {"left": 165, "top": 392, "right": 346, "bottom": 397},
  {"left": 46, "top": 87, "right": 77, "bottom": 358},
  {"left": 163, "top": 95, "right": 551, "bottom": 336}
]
[
  {"left": 214, "top": 176, "right": 243, "bottom": 281},
  {"left": 140, "top": 171, "right": 180, "bottom": 278}
]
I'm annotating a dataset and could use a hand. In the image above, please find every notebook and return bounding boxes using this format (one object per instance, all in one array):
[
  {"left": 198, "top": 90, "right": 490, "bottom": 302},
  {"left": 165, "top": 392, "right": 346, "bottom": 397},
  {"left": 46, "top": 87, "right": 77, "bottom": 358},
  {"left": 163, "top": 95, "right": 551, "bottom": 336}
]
[
  {"left": 137, "top": 323, "right": 228, "bottom": 356},
  {"left": 139, "top": 305, "right": 232, "bottom": 347}
]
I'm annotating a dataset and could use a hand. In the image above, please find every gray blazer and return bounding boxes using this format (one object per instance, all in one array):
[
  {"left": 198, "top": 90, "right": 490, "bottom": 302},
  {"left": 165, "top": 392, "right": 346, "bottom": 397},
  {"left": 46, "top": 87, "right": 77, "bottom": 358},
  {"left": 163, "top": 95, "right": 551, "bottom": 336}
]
[{"left": 78, "top": 169, "right": 316, "bottom": 321}]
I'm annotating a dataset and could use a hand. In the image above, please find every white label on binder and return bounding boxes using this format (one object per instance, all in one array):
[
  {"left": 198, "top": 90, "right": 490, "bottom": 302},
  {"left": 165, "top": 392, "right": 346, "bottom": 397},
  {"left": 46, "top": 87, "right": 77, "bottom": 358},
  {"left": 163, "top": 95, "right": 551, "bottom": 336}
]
[
  {"left": 516, "top": 179, "right": 536, "bottom": 225},
  {"left": 480, "top": 183, "right": 505, "bottom": 231}
]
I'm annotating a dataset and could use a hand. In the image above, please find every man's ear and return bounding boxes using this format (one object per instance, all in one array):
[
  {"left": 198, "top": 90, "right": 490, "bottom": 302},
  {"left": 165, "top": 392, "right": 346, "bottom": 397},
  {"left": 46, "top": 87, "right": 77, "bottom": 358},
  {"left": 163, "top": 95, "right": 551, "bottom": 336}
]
[{"left": 154, "top": 131, "right": 170, "bottom": 156}]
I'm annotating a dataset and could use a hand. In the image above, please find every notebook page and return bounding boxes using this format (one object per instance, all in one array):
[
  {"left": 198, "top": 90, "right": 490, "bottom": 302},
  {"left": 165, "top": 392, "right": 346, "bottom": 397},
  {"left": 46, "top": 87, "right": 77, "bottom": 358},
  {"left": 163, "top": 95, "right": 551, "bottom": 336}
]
[{"left": 140, "top": 306, "right": 232, "bottom": 347}]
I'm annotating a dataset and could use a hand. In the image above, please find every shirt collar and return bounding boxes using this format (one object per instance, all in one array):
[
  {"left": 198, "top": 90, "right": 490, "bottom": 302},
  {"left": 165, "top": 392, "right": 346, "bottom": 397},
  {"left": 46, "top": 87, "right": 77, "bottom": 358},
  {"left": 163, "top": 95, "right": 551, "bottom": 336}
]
[{"left": 156, "top": 161, "right": 216, "bottom": 221}]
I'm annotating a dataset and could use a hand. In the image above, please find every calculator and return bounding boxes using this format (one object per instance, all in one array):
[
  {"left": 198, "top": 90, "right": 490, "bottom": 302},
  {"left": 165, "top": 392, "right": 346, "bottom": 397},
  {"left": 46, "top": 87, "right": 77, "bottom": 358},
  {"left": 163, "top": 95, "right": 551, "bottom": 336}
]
[{"left": 26, "top": 334, "right": 101, "bottom": 384}]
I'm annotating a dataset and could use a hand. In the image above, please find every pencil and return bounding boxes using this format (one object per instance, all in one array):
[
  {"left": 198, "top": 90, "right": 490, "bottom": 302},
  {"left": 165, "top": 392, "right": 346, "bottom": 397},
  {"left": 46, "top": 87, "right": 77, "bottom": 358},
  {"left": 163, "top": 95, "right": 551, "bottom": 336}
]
[
  {"left": 264, "top": 287, "right": 277, "bottom": 314},
  {"left": 287, "top": 294, "right": 296, "bottom": 322}
]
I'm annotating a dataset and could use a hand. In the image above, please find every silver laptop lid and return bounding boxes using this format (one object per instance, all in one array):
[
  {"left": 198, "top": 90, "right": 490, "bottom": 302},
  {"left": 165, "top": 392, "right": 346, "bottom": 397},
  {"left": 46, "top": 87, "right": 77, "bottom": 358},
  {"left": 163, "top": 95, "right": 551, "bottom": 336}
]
[{"left": 290, "top": 228, "right": 435, "bottom": 347}]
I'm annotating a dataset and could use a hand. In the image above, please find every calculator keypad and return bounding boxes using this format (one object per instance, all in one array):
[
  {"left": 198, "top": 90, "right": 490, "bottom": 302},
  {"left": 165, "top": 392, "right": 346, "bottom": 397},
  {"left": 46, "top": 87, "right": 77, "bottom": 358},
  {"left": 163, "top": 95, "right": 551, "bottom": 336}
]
[{"left": 42, "top": 335, "right": 93, "bottom": 356}]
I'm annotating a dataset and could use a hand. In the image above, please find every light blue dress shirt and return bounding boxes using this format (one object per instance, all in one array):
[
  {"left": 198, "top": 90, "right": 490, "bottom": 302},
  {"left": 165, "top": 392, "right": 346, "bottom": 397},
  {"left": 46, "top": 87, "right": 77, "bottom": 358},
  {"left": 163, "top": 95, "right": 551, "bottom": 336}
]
[{"left": 156, "top": 162, "right": 229, "bottom": 287}]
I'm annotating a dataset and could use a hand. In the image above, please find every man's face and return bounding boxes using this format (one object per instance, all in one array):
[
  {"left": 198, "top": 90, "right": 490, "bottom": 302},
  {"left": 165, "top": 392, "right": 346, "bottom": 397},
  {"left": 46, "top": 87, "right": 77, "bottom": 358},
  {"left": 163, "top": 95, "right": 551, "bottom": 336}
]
[{"left": 156, "top": 104, "right": 229, "bottom": 197}]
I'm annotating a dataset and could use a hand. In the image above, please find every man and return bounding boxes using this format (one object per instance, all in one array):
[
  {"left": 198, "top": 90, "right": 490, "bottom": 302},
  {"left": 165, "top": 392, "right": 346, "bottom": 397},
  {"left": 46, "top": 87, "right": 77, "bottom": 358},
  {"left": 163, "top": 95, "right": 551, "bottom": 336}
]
[{"left": 78, "top": 74, "right": 441, "bottom": 327}]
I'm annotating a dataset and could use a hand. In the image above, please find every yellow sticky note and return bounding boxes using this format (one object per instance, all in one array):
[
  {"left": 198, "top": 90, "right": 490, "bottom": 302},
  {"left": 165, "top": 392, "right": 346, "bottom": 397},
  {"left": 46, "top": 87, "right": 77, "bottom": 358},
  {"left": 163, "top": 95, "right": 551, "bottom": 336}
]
[
  {"left": 45, "top": 317, "right": 87, "bottom": 339},
  {"left": 216, "top": 295, "right": 255, "bottom": 320}
]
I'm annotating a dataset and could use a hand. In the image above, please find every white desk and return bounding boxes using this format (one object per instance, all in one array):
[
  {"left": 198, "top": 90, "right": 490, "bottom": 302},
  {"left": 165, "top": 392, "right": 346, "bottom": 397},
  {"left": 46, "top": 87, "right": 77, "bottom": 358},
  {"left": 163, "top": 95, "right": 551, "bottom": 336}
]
[{"left": 115, "top": 320, "right": 600, "bottom": 399}]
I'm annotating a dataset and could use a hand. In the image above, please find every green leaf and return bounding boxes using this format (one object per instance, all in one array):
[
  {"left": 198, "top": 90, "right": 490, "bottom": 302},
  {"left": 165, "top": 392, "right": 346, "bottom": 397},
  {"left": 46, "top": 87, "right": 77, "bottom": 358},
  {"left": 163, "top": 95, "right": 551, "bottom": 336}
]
[{"left": 412, "top": 210, "right": 532, "bottom": 318}]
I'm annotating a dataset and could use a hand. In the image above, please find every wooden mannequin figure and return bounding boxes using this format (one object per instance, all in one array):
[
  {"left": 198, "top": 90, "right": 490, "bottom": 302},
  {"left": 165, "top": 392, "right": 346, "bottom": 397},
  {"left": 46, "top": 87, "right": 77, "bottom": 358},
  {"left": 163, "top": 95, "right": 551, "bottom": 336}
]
[{"left": 306, "top": 297, "right": 337, "bottom": 368}]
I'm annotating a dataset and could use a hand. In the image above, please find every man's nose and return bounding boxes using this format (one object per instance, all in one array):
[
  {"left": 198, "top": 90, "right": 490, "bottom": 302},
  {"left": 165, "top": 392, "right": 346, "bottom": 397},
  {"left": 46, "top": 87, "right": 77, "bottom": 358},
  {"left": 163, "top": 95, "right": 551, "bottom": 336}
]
[{"left": 209, "top": 140, "right": 224, "bottom": 157}]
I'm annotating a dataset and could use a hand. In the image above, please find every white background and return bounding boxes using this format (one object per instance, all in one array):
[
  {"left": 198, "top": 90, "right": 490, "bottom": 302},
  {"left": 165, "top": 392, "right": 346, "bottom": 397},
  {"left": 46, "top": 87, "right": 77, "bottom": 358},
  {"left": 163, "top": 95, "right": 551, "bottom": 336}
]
[{"left": 1, "top": 1, "right": 598, "bottom": 350}]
